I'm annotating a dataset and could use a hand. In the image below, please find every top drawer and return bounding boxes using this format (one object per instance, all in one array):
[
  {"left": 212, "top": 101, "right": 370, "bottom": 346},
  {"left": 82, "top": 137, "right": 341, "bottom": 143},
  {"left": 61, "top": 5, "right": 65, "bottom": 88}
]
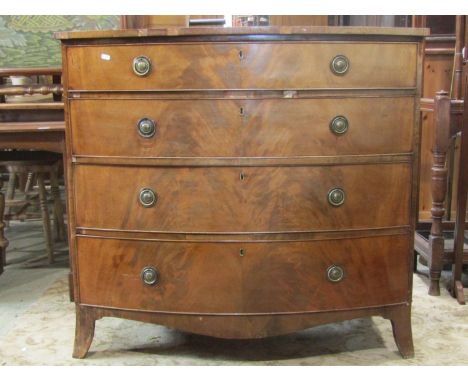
[{"left": 66, "top": 42, "right": 418, "bottom": 91}]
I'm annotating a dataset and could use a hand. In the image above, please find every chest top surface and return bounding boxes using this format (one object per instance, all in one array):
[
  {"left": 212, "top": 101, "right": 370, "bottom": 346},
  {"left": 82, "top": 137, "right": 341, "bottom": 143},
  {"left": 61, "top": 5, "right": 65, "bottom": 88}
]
[{"left": 56, "top": 26, "right": 429, "bottom": 40}]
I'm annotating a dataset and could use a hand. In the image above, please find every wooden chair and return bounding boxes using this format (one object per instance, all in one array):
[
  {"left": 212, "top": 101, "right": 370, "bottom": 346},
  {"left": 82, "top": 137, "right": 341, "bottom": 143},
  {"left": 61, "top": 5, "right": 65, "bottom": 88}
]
[
  {"left": 414, "top": 16, "right": 468, "bottom": 305},
  {"left": 450, "top": 60, "right": 468, "bottom": 304},
  {"left": 0, "top": 151, "right": 65, "bottom": 264},
  {"left": 415, "top": 91, "right": 467, "bottom": 304}
]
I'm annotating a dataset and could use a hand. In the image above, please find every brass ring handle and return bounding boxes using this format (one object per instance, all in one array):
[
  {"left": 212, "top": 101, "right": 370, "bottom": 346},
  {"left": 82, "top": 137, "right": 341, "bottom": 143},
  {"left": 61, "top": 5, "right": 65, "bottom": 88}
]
[
  {"left": 140, "top": 266, "right": 159, "bottom": 286},
  {"left": 327, "top": 265, "right": 345, "bottom": 283},
  {"left": 328, "top": 188, "right": 345, "bottom": 207},
  {"left": 139, "top": 188, "right": 157, "bottom": 208},
  {"left": 133, "top": 56, "right": 151, "bottom": 77},
  {"left": 330, "top": 116, "right": 349, "bottom": 135},
  {"left": 137, "top": 118, "right": 156, "bottom": 138},
  {"left": 330, "top": 55, "right": 350, "bottom": 75}
]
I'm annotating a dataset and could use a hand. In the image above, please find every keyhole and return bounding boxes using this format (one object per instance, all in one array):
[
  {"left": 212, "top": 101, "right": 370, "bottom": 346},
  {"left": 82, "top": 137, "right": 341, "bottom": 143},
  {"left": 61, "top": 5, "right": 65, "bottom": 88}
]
[
  {"left": 239, "top": 49, "right": 244, "bottom": 60},
  {"left": 239, "top": 248, "right": 245, "bottom": 257},
  {"left": 240, "top": 172, "right": 245, "bottom": 181},
  {"left": 240, "top": 107, "right": 245, "bottom": 116}
]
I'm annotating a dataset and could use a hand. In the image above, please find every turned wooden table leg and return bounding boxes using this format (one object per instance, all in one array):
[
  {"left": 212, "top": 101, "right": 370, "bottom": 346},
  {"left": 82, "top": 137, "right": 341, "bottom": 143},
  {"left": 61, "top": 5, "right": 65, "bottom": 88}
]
[
  {"left": 428, "top": 91, "right": 451, "bottom": 296},
  {"left": 388, "top": 304, "right": 414, "bottom": 359},
  {"left": 454, "top": 281, "right": 466, "bottom": 305},
  {"left": 73, "top": 305, "right": 96, "bottom": 359},
  {"left": 428, "top": 240, "right": 443, "bottom": 296}
]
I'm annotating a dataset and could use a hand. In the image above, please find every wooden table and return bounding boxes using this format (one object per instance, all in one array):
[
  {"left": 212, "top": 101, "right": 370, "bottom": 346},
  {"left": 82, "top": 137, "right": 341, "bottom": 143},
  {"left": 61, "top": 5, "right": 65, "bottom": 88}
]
[
  {"left": 0, "top": 67, "right": 65, "bottom": 276},
  {"left": 0, "top": 121, "right": 65, "bottom": 276},
  {"left": 0, "top": 121, "right": 65, "bottom": 153}
]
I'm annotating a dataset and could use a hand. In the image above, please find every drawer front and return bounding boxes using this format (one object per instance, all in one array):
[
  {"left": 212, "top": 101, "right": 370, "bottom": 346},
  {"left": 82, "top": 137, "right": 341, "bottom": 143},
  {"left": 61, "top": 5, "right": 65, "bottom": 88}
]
[
  {"left": 70, "top": 97, "right": 414, "bottom": 157},
  {"left": 77, "top": 235, "right": 410, "bottom": 313},
  {"left": 66, "top": 42, "right": 417, "bottom": 90},
  {"left": 74, "top": 164, "right": 411, "bottom": 232}
]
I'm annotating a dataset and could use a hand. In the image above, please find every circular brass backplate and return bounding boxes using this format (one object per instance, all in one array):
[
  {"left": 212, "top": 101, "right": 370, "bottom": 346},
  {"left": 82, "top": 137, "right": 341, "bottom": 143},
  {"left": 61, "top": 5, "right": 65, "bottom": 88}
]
[
  {"left": 330, "top": 55, "right": 350, "bottom": 75},
  {"left": 132, "top": 56, "right": 152, "bottom": 77},
  {"left": 137, "top": 118, "right": 156, "bottom": 138},
  {"left": 327, "top": 265, "right": 345, "bottom": 283},
  {"left": 140, "top": 266, "right": 159, "bottom": 286},
  {"left": 330, "top": 116, "right": 349, "bottom": 135},
  {"left": 327, "top": 188, "right": 345, "bottom": 207},
  {"left": 139, "top": 188, "right": 157, "bottom": 208}
]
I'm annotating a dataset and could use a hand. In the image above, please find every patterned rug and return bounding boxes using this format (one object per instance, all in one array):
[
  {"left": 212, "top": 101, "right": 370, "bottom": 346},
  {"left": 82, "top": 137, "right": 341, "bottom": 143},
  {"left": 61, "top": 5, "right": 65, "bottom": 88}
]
[{"left": 0, "top": 270, "right": 467, "bottom": 365}]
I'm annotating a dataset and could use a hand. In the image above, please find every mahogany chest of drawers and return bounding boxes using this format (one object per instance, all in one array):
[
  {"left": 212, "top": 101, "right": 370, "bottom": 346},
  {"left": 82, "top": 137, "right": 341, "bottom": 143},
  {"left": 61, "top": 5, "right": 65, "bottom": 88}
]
[{"left": 57, "top": 26, "right": 427, "bottom": 359}]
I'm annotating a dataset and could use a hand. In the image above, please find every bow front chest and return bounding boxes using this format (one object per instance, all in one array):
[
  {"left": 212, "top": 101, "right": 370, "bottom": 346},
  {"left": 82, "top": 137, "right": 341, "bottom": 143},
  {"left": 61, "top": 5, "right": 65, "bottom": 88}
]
[{"left": 57, "top": 26, "right": 427, "bottom": 358}]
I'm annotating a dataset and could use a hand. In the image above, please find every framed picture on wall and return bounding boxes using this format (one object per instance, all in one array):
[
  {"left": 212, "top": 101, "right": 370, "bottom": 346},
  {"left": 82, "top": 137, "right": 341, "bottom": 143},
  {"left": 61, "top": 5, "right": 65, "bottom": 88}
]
[{"left": 0, "top": 15, "right": 120, "bottom": 68}]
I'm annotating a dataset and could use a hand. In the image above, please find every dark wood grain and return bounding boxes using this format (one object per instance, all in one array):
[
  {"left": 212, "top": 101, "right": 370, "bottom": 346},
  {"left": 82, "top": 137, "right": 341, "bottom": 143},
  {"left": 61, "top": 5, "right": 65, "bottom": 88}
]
[
  {"left": 70, "top": 97, "right": 414, "bottom": 158},
  {"left": 74, "top": 164, "right": 411, "bottom": 233},
  {"left": 428, "top": 91, "right": 451, "bottom": 296},
  {"left": 73, "top": 305, "right": 96, "bottom": 359},
  {"left": 385, "top": 304, "right": 414, "bottom": 359},
  {"left": 66, "top": 43, "right": 418, "bottom": 91},
  {"left": 73, "top": 303, "right": 413, "bottom": 358},
  {"left": 60, "top": 29, "right": 424, "bottom": 358},
  {"left": 418, "top": 38, "right": 455, "bottom": 221},
  {"left": 77, "top": 235, "right": 410, "bottom": 314},
  {"left": 240, "top": 43, "right": 417, "bottom": 89}
]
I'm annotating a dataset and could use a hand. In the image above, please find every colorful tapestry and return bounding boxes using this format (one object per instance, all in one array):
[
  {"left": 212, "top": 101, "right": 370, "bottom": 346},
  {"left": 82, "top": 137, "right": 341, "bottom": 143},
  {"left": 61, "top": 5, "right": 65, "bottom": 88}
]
[{"left": 0, "top": 16, "right": 120, "bottom": 67}]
